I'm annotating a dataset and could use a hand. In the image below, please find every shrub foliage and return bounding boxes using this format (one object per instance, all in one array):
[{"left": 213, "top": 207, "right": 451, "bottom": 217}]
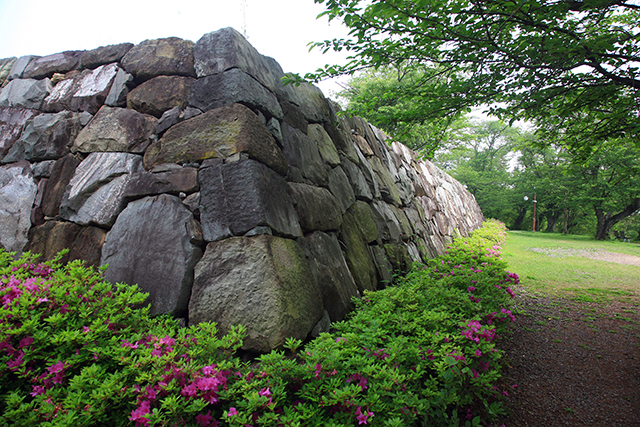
[{"left": 0, "top": 220, "right": 516, "bottom": 426}]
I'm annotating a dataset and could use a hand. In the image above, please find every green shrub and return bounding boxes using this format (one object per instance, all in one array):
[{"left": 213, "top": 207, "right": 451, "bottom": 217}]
[{"left": 0, "top": 220, "right": 516, "bottom": 426}]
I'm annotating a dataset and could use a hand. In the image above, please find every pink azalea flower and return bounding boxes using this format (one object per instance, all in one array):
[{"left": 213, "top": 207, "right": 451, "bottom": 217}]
[
  {"left": 355, "top": 406, "right": 374, "bottom": 425},
  {"left": 227, "top": 407, "right": 238, "bottom": 416}
]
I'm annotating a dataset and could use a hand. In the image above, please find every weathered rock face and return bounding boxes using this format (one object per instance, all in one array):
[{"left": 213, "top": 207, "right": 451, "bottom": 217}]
[
  {"left": 189, "top": 235, "right": 323, "bottom": 353},
  {"left": 101, "top": 194, "right": 203, "bottom": 317},
  {"left": 0, "top": 28, "right": 484, "bottom": 353}
]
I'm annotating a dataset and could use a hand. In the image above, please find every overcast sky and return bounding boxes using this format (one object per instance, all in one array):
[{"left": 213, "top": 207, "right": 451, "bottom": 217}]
[{"left": 0, "top": 0, "right": 352, "bottom": 96}]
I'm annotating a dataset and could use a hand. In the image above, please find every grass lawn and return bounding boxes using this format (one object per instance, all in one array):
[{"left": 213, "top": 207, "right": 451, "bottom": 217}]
[{"left": 502, "top": 231, "right": 640, "bottom": 302}]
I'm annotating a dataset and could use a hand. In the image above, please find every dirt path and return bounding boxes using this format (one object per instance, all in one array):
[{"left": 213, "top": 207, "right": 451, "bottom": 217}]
[
  {"left": 528, "top": 247, "right": 640, "bottom": 267},
  {"left": 498, "top": 287, "right": 640, "bottom": 426}
]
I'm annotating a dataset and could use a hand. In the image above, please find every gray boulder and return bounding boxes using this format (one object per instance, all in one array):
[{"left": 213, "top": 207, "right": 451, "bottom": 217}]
[
  {"left": 72, "top": 106, "right": 156, "bottom": 154},
  {"left": 193, "top": 28, "right": 280, "bottom": 92},
  {"left": 370, "top": 200, "right": 403, "bottom": 244},
  {"left": 281, "top": 123, "right": 328, "bottom": 186},
  {"left": 0, "top": 107, "right": 38, "bottom": 158},
  {"left": 101, "top": 194, "right": 203, "bottom": 317},
  {"left": 189, "top": 234, "right": 324, "bottom": 352},
  {"left": 59, "top": 152, "right": 144, "bottom": 227},
  {"left": 7, "top": 56, "right": 37, "bottom": 80},
  {"left": 327, "top": 166, "right": 356, "bottom": 214},
  {"left": 339, "top": 156, "right": 374, "bottom": 202},
  {"left": 199, "top": 159, "right": 302, "bottom": 242},
  {"left": 288, "top": 182, "right": 342, "bottom": 233},
  {"left": 3, "top": 111, "right": 90, "bottom": 163},
  {"left": 308, "top": 124, "right": 340, "bottom": 167},
  {"left": 22, "top": 51, "right": 84, "bottom": 79},
  {"left": 0, "top": 163, "right": 37, "bottom": 253},
  {"left": 339, "top": 207, "right": 379, "bottom": 293},
  {"left": 104, "top": 67, "right": 133, "bottom": 107},
  {"left": 189, "top": 68, "right": 283, "bottom": 120},
  {"left": 124, "top": 167, "right": 198, "bottom": 200},
  {"left": 298, "top": 231, "right": 358, "bottom": 322},
  {"left": 0, "top": 78, "right": 52, "bottom": 110},
  {"left": 122, "top": 37, "right": 196, "bottom": 81}
]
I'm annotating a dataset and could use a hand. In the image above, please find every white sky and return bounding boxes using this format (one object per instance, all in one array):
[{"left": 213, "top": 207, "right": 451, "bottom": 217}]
[{"left": 0, "top": 0, "right": 352, "bottom": 97}]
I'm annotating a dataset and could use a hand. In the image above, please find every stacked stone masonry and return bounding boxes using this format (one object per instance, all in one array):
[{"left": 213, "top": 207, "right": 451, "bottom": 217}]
[{"left": 0, "top": 28, "right": 484, "bottom": 353}]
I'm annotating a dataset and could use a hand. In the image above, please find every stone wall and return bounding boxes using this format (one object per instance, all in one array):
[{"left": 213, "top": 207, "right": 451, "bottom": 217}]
[{"left": 0, "top": 28, "right": 484, "bottom": 352}]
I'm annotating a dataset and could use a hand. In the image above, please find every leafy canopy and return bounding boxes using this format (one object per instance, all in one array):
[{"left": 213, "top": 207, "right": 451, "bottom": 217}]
[{"left": 299, "top": 0, "right": 640, "bottom": 155}]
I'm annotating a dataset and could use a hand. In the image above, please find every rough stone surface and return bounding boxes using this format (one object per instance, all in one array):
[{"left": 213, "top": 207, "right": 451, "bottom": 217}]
[
  {"left": 189, "top": 68, "right": 283, "bottom": 120},
  {"left": 59, "top": 152, "right": 144, "bottom": 227},
  {"left": 101, "top": 194, "right": 203, "bottom": 317},
  {"left": 27, "top": 221, "right": 106, "bottom": 267},
  {"left": 41, "top": 154, "right": 82, "bottom": 217},
  {"left": 144, "top": 103, "right": 287, "bottom": 174},
  {"left": 0, "top": 107, "right": 38, "bottom": 158},
  {"left": 127, "top": 75, "right": 194, "bottom": 118},
  {"left": 339, "top": 208, "right": 378, "bottom": 293},
  {"left": 104, "top": 68, "right": 133, "bottom": 107},
  {"left": 339, "top": 157, "right": 374, "bottom": 202},
  {"left": 348, "top": 201, "right": 380, "bottom": 244},
  {"left": 327, "top": 166, "right": 356, "bottom": 214},
  {"left": 81, "top": 43, "right": 134, "bottom": 69},
  {"left": 281, "top": 123, "right": 328, "bottom": 186},
  {"left": 299, "top": 231, "right": 358, "bottom": 322},
  {"left": 72, "top": 106, "right": 156, "bottom": 154},
  {"left": 308, "top": 123, "right": 340, "bottom": 167},
  {"left": 369, "top": 156, "right": 402, "bottom": 206},
  {"left": 124, "top": 167, "right": 198, "bottom": 200},
  {"left": 7, "top": 56, "right": 36, "bottom": 80},
  {"left": 43, "top": 64, "right": 120, "bottom": 114},
  {"left": 193, "top": 28, "right": 280, "bottom": 92},
  {"left": 370, "top": 245, "right": 394, "bottom": 287},
  {"left": 0, "top": 79, "right": 52, "bottom": 110},
  {"left": 370, "top": 200, "right": 403, "bottom": 244},
  {"left": 199, "top": 159, "right": 301, "bottom": 241},
  {"left": 3, "top": 111, "right": 89, "bottom": 163},
  {"left": 288, "top": 182, "right": 342, "bottom": 233},
  {"left": 22, "top": 51, "right": 84, "bottom": 79},
  {"left": 0, "top": 163, "right": 37, "bottom": 252},
  {"left": 279, "top": 98, "right": 308, "bottom": 134},
  {"left": 122, "top": 37, "right": 196, "bottom": 81},
  {"left": 0, "top": 58, "right": 16, "bottom": 87},
  {"left": 189, "top": 234, "right": 324, "bottom": 353}
]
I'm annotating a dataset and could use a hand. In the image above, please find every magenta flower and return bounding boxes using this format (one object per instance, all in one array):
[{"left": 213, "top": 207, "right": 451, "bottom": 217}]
[
  {"left": 227, "top": 407, "right": 238, "bottom": 416},
  {"left": 355, "top": 406, "right": 374, "bottom": 425},
  {"left": 196, "top": 410, "right": 213, "bottom": 426}
]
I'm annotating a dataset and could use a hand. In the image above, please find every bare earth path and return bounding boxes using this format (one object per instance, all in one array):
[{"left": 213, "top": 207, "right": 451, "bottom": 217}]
[{"left": 497, "top": 248, "right": 640, "bottom": 426}]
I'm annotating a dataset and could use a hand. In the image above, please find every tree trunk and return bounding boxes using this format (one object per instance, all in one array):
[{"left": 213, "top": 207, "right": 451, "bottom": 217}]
[
  {"left": 512, "top": 206, "right": 527, "bottom": 230},
  {"left": 594, "top": 198, "right": 640, "bottom": 240},
  {"left": 544, "top": 208, "right": 562, "bottom": 233}
]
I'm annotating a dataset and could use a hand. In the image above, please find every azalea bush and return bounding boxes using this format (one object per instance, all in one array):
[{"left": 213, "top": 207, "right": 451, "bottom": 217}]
[{"left": 0, "top": 219, "right": 516, "bottom": 426}]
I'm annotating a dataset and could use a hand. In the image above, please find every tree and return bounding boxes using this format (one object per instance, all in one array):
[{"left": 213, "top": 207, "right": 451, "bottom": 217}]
[
  {"left": 336, "top": 65, "right": 470, "bottom": 156},
  {"left": 298, "top": 0, "right": 640, "bottom": 155}
]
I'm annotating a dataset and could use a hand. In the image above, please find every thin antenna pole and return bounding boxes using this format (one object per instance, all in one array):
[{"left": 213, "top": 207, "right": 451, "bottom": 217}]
[{"left": 241, "top": 0, "right": 248, "bottom": 38}]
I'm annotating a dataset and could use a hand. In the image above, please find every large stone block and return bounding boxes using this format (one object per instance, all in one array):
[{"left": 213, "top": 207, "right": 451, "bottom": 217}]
[
  {"left": 101, "top": 194, "right": 203, "bottom": 317},
  {"left": 308, "top": 124, "right": 340, "bottom": 167},
  {"left": 327, "top": 166, "right": 356, "bottom": 214},
  {"left": 298, "top": 231, "right": 358, "bottom": 322},
  {"left": 0, "top": 78, "right": 52, "bottom": 110},
  {"left": 339, "top": 208, "right": 378, "bottom": 293},
  {"left": 193, "top": 28, "right": 280, "bottom": 92},
  {"left": 199, "top": 159, "right": 301, "bottom": 241},
  {"left": 189, "top": 68, "right": 283, "bottom": 120},
  {"left": 27, "top": 221, "right": 106, "bottom": 267},
  {"left": 59, "top": 152, "right": 144, "bottom": 227},
  {"left": 0, "top": 163, "right": 37, "bottom": 253},
  {"left": 3, "top": 111, "right": 90, "bottom": 163},
  {"left": 124, "top": 167, "right": 198, "bottom": 200},
  {"left": 22, "top": 51, "right": 84, "bottom": 79},
  {"left": 288, "top": 182, "right": 342, "bottom": 233},
  {"left": 122, "top": 37, "right": 196, "bottom": 81},
  {"left": 127, "top": 75, "right": 194, "bottom": 118},
  {"left": 0, "top": 107, "right": 38, "bottom": 158},
  {"left": 144, "top": 103, "right": 287, "bottom": 175},
  {"left": 370, "top": 200, "right": 403, "bottom": 244},
  {"left": 43, "top": 63, "right": 120, "bottom": 114},
  {"left": 81, "top": 43, "right": 134, "bottom": 69},
  {"left": 72, "top": 106, "right": 156, "bottom": 154},
  {"left": 281, "top": 123, "right": 328, "bottom": 186},
  {"left": 189, "top": 234, "right": 324, "bottom": 353}
]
